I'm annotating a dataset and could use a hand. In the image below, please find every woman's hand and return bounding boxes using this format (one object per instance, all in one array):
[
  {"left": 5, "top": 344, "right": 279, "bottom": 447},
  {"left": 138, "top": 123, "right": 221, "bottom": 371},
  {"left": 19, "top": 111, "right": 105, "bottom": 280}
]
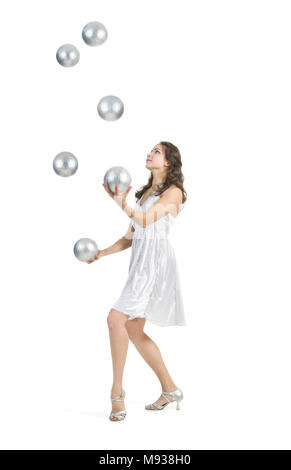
[
  {"left": 103, "top": 181, "right": 132, "bottom": 209},
  {"left": 86, "top": 249, "right": 106, "bottom": 264}
]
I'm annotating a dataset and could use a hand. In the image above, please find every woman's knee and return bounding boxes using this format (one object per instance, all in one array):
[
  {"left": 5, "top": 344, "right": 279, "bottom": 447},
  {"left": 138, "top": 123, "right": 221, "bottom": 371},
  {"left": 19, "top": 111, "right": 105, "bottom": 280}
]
[{"left": 107, "top": 309, "right": 127, "bottom": 330}]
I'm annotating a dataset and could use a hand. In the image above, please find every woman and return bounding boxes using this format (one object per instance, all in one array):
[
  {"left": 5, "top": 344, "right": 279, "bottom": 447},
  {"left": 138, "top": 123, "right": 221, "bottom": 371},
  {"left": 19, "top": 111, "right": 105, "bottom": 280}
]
[{"left": 88, "top": 141, "right": 187, "bottom": 421}]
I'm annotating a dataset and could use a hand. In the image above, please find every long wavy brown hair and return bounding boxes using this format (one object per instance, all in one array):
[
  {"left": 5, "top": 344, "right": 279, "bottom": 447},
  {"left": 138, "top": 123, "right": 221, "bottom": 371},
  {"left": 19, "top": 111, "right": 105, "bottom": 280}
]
[{"left": 135, "top": 141, "right": 187, "bottom": 204}]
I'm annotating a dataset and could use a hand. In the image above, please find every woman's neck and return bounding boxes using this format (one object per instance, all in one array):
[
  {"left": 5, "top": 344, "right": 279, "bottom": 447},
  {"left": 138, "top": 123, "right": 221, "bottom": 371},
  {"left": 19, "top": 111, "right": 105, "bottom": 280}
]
[
  {"left": 151, "top": 182, "right": 163, "bottom": 192},
  {"left": 151, "top": 169, "right": 167, "bottom": 190},
  {"left": 151, "top": 179, "right": 166, "bottom": 190}
]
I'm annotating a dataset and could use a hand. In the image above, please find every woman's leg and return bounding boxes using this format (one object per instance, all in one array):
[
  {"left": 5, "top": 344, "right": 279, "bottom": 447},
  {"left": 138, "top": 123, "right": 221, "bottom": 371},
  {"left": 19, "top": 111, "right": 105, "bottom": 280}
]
[
  {"left": 107, "top": 308, "right": 130, "bottom": 419},
  {"left": 125, "top": 318, "right": 178, "bottom": 406}
]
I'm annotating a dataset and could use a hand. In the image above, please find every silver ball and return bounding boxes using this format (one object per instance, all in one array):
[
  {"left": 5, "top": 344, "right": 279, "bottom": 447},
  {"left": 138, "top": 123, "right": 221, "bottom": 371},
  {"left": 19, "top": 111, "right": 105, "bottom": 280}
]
[
  {"left": 103, "top": 166, "right": 131, "bottom": 194},
  {"left": 82, "top": 21, "right": 108, "bottom": 46},
  {"left": 73, "top": 238, "right": 98, "bottom": 262},
  {"left": 97, "top": 95, "right": 124, "bottom": 121},
  {"left": 56, "top": 44, "right": 80, "bottom": 67},
  {"left": 53, "top": 152, "right": 78, "bottom": 177}
]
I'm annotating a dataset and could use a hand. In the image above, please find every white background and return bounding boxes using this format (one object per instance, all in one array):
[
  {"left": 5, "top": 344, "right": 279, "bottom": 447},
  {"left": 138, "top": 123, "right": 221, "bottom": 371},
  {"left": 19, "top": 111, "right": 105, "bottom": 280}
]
[{"left": 0, "top": 0, "right": 290, "bottom": 450}]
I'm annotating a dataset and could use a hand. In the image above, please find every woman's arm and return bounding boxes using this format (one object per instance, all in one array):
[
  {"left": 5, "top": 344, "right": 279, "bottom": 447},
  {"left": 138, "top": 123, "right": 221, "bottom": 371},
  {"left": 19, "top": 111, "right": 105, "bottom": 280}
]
[
  {"left": 87, "top": 219, "right": 135, "bottom": 264},
  {"left": 122, "top": 186, "right": 183, "bottom": 228},
  {"left": 102, "top": 221, "right": 134, "bottom": 256},
  {"left": 102, "top": 182, "right": 183, "bottom": 228}
]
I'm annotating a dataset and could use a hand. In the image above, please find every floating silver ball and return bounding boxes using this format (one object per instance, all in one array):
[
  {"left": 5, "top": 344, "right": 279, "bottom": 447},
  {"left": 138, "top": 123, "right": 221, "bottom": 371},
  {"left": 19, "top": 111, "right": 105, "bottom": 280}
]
[
  {"left": 103, "top": 166, "right": 131, "bottom": 194},
  {"left": 56, "top": 44, "right": 80, "bottom": 67},
  {"left": 73, "top": 238, "right": 98, "bottom": 262},
  {"left": 97, "top": 95, "right": 124, "bottom": 121},
  {"left": 82, "top": 21, "right": 108, "bottom": 46},
  {"left": 53, "top": 152, "right": 78, "bottom": 177}
]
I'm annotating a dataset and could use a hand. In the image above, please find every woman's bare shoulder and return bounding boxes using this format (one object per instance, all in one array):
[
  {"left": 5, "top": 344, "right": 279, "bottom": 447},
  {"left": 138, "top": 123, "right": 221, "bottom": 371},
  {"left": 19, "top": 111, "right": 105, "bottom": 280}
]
[{"left": 163, "top": 185, "right": 183, "bottom": 202}]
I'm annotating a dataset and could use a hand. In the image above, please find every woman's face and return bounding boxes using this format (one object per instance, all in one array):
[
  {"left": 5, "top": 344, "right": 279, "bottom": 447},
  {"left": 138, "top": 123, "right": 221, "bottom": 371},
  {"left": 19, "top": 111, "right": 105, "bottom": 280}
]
[{"left": 146, "top": 144, "right": 168, "bottom": 169}]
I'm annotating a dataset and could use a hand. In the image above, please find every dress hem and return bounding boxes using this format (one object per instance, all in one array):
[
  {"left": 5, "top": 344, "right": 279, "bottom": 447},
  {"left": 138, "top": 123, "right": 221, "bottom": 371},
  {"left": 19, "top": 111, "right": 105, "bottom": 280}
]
[{"left": 111, "top": 305, "right": 186, "bottom": 327}]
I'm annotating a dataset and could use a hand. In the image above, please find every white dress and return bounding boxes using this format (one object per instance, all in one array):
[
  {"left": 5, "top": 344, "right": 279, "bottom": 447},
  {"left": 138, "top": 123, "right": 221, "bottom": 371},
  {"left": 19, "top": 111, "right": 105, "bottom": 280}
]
[{"left": 111, "top": 192, "right": 186, "bottom": 327}]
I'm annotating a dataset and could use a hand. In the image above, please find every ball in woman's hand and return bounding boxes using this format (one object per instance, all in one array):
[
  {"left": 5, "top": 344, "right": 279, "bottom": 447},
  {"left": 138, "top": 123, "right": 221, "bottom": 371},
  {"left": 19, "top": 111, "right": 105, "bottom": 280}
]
[
  {"left": 73, "top": 238, "right": 98, "bottom": 262},
  {"left": 103, "top": 166, "right": 131, "bottom": 194}
]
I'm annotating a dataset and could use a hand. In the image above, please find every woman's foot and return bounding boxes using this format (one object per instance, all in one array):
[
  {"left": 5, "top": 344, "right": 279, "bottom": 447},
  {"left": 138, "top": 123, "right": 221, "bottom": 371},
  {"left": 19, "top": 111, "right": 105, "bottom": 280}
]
[
  {"left": 145, "top": 388, "right": 183, "bottom": 410},
  {"left": 109, "top": 388, "right": 126, "bottom": 421},
  {"left": 145, "top": 391, "right": 175, "bottom": 409}
]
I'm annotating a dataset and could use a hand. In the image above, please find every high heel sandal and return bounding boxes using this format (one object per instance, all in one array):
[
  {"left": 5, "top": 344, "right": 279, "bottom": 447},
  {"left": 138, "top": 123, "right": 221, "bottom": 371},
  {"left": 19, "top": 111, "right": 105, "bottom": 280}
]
[
  {"left": 109, "top": 389, "right": 127, "bottom": 421},
  {"left": 145, "top": 388, "right": 184, "bottom": 411}
]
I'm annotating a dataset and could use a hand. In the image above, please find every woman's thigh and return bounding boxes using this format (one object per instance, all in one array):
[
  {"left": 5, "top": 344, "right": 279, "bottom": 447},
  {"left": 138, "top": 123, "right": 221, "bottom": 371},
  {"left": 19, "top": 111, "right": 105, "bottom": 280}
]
[{"left": 125, "top": 317, "right": 146, "bottom": 338}]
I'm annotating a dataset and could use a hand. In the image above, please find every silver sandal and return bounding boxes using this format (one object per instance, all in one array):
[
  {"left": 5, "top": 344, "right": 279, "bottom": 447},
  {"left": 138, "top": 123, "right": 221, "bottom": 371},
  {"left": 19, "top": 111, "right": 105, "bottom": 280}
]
[
  {"left": 145, "top": 388, "right": 183, "bottom": 411},
  {"left": 109, "top": 389, "right": 127, "bottom": 421}
]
